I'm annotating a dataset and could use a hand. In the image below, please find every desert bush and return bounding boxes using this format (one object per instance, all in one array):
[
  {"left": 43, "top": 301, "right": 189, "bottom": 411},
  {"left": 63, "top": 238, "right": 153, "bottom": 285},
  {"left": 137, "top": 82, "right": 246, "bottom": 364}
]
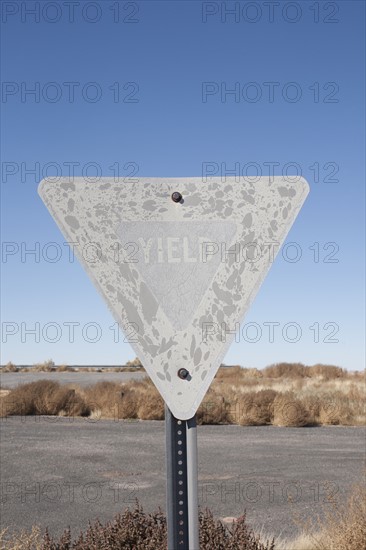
[
  {"left": 137, "top": 389, "right": 165, "bottom": 420},
  {"left": 0, "top": 502, "right": 275, "bottom": 550},
  {"left": 300, "top": 394, "right": 321, "bottom": 423},
  {"left": 262, "top": 363, "right": 349, "bottom": 381},
  {"left": 308, "top": 364, "right": 346, "bottom": 380},
  {"left": 33, "top": 360, "right": 55, "bottom": 372},
  {"left": 84, "top": 381, "right": 122, "bottom": 410},
  {"left": 199, "top": 509, "right": 275, "bottom": 549},
  {"left": 1, "top": 381, "right": 89, "bottom": 417},
  {"left": 317, "top": 393, "right": 354, "bottom": 425},
  {"left": 83, "top": 381, "right": 137, "bottom": 419},
  {"left": 125, "top": 356, "right": 143, "bottom": 368},
  {"left": 116, "top": 387, "right": 140, "bottom": 419},
  {"left": 316, "top": 482, "right": 366, "bottom": 550},
  {"left": 239, "top": 389, "right": 278, "bottom": 426},
  {"left": 196, "top": 391, "right": 232, "bottom": 425},
  {"left": 288, "top": 482, "right": 366, "bottom": 550},
  {"left": 216, "top": 365, "right": 243, "bottom": 379},
  {"left": 0, "top": 526, "right": 42, "bottom": 550},
  {"left": 1, "top": 362, "right": 18, "bottom": 373},
  {"left": 272, "top": 392, "right": 312, "bottom": 427},
  {"left": 83, "top": 379, "right": 164, "bottom": 420},
  {"left": 263, "top": 363, "right": 308, "bottom": 379}
]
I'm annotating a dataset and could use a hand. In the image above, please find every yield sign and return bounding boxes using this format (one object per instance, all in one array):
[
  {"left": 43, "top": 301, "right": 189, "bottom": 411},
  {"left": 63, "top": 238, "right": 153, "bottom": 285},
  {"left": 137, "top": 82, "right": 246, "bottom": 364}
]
[{"left": 39, "top": 177, "right": 309, "bottom": 419}]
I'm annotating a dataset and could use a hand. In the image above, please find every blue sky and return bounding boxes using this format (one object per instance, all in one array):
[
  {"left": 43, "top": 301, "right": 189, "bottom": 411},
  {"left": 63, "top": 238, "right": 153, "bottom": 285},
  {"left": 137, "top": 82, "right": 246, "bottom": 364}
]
[{"left": 1, "top": 0, "right": 365, "bottom": 370}]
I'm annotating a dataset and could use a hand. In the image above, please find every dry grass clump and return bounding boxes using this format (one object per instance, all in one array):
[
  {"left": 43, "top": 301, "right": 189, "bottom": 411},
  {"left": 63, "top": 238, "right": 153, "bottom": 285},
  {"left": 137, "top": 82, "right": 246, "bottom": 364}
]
[
  {"left": 1, "top": 380, "right": 90, "bottom": 417},
  {"left": 216, "top": 365, "right": 263, "bottom": 384},
  {"left": 282, "top": 481, "right": 366, "bottom": 550},
  {"left": 125, "top": 356, "right": 143, "bottom": 368},
  {"left": 216, "top": 365, "right": 246, "bottom": 379},
  {"left": 308, "top": 363, "right": 347, "bottom": 380},
  {"left": 317, "top": 394, "right": 351, "bottom": 425},
  {"left": 136, "top": 384, "right": 165, "bottom": 420},
  {"left": 83, "top": 381, "right": 131, "bottom": 419},
  {"left": 262, "top": 362, "right": 348, "bottom": 380},
  {"left": 0, "top": 526, "right": 42, "bottom": 550},
  {"left": 196, "top": 390, "right": 232, "bottom": 425},
  {"left": 0, "top": 502, "right": 275, "bottom": 550},
  {"left": 238, "top": 389, "right": 278, "bottom": 426},
  {"left": 1, "top": 362, "right": 18, "bottom": 373},
  {"left": 199, "top": 509, "right": 275, "bottom": 549},
  {"left": 83, "top": 379, "right": 165, "bottom": 421},
  {"left": 316, "top": 482, "right": 366, "bottom": 550},
  {"left": 272, "top": 392, "right": 313, "bottom": 427},
  {"left": 263, "top": 363, "right": 309, "bottom": 379},
  {"left": 33, "top": 360, "right": 55, "bottom": 372}
]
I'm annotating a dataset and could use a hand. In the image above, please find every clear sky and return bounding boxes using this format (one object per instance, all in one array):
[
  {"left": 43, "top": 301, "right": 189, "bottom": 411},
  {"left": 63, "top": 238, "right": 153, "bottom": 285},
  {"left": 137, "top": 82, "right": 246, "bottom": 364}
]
[{"left": 1, "top": 1, "right": 365, "bottom": 370}]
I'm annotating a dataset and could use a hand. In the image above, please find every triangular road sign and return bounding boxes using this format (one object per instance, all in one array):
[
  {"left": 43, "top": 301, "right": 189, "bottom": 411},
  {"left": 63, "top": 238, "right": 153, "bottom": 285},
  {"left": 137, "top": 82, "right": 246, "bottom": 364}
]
[{"left": 39, "top": 177, "right": 309, "bottom": 419}]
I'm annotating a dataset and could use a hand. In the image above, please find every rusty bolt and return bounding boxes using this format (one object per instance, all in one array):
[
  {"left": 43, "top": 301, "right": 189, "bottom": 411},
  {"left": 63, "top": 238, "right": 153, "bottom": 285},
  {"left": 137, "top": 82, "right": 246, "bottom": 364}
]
[
  {"left": 171, "top": 191, "right": 183, "bottom": 203},
  {"left": 178, "top": 368, "right": 189, "bottom": 380}
]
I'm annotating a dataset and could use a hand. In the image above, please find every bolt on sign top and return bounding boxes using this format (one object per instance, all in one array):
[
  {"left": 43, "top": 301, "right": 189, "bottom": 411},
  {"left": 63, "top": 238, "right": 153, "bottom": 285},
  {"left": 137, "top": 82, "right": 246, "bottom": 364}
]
[{"left": 39, "top": 177, "right": 309, "bottom": 419}]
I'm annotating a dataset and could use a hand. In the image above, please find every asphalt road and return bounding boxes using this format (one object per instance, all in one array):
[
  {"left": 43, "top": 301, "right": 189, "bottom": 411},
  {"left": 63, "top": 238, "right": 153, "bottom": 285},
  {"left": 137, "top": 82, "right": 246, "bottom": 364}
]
[
  {"left": 0, "top": 417, "right": 364, "bottom": 543},
  {"left": 0, "top": 371, "right": 145, "bottom": 388}
]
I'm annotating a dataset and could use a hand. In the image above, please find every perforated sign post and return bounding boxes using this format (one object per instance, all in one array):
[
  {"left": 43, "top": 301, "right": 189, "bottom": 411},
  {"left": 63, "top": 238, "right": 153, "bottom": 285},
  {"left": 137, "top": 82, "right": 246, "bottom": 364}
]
[{"left": 39, "top": 176, "right": 309, "bottom": 549}]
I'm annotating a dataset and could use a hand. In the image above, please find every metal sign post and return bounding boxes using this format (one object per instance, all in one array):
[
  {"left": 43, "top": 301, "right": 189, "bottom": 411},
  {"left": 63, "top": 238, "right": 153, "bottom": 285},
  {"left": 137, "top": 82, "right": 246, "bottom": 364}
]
[{"left": 166, "top": 406, "right": 199, "bottom": 549}]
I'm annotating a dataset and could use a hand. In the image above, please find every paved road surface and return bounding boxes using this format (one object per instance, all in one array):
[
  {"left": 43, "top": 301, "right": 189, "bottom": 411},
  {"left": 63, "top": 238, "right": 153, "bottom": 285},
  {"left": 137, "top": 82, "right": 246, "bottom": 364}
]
[
  {"left": 0, "top": 417, "right": 364, "bottom": 542},
  {"left": 0, "top": 371, "right": 145, "bottom": 388}
]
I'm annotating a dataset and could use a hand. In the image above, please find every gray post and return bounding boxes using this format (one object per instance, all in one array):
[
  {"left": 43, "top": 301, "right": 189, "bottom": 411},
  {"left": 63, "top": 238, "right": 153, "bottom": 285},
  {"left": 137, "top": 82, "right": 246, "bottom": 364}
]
[
  {"left": 165, "top": 406, "right": 199, "bottom": 549},
  {"left": 187, "top": 416, "right": 199, "bottom": 549},
  {"left": 166, "top": 405, "right": 189, "bottom": 549}
]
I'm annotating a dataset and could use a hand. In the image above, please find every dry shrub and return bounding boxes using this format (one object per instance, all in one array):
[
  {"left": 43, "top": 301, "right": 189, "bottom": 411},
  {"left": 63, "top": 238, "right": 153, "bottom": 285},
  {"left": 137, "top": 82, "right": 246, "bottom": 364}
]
[
  {"left": 308, "top": 364, "right": 346, "bottom": 381},
  {"left": 1, "top": 502, "right": 275, "bottom": 550},
  {"left": 0, "top": 526, "right": 42, "bottom": 550},
  {"left": 83, "top": 379, "right": 164, "bottom": 420},
  {"left": 125, "top": 356, "right": 143, "bottom": 368},
  {"left": 317, "top": 393, "right": 353, "bottom": 425},
  {"left": 199, "top": 509, "right": 275, "bottom": 549},
  {"left": 262, "top": 363, "right": 348, "bottom": 381},
  {"left": 83, "top": 381, "right": 137, "bottom": 419},
  {"left": 137, "top": 389, "right": 165, "bottom": 420},
  {"left": 2, "top": 362, "right": 18, "bottom": 373},
  {"left": 300, "top": 394, "right": 321, "bottom": 423},
  {"left": 197, "top": 391, "right": 232, "bottom": 425},
  {"left": 263, "top": 363, "right": 308, "bottom": 379},
  {"left": 215, "top": 365, "right": 243, "bottom": 380},
  {"left": 316, "top": 482, "right": 366, "bottom": 550},
  {"left": 239, "top": 390, "right": 278, "bottom": 426},
  {"left": 243, "top": 368, "right": 263, "bottom": 379},
  {"left": 84, "top": 381, "right": 121, "bottom": 410},
  {"left": 352, "top": 369, "right": 366, "bottom": 382},
  {"left": 115, "top": 388, "right": 140, "bottom": 419},
  {"left": 273, "top": 392, "right": 312, "bottom": 427},
  {"left": 293, "top": 378, "right": 305, "bottom": 391},
  {"left": 2, "top": 381, "right": 89, "bottom": 417},
  {"left": 291, "top": 482, "right": 366, "bottom": 550},
  {"left": 33, "top": 360, "right": 55, "bottom": 372}
]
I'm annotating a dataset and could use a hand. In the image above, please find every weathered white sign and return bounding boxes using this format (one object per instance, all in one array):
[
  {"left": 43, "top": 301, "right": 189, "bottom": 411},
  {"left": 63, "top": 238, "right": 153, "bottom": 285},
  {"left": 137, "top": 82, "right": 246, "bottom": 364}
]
[{"left": 39, "top": 177, "right": 309, "bottom": 419}]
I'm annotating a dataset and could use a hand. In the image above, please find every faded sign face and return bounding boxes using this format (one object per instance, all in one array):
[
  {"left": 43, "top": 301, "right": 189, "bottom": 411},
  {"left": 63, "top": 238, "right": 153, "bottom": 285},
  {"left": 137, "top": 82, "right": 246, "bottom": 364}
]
[{"left": 39, "top": 177, "right": 309, "bottom": 419}]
